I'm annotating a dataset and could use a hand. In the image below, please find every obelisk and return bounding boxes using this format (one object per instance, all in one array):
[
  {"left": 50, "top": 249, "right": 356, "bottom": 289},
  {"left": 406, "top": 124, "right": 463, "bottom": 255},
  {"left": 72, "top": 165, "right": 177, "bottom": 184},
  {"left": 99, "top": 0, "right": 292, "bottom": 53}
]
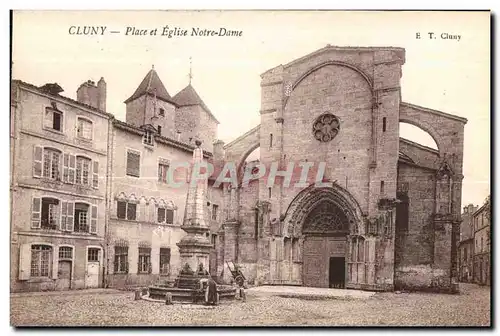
[{"left": 177, "top": 140, "right": 212, "bottom": 273}]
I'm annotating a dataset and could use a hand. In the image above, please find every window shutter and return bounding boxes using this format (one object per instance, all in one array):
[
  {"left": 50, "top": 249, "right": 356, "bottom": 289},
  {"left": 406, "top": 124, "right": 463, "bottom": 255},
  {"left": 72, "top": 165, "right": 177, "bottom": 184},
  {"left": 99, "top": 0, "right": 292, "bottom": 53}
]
[
  {"left": 62, "top": 153, "right": 69, "bottom": 183},
  {"left": 60, "top": 201, "right": 67, "bottom": 231},
  {"left": 33, "top": 146, "right": 43, "bottom": 177},
  {"left": 66, "top": 202, "right": 74, "bottom": 231},
  {"left": 90, "top": 205, "right": 98, "bottom": 234},
  {"left": 68, "top": 155, "right": 76, "bottom": 184},
  {"left": 92, "top": 161, "right": 99, "bottom": 188},
  {"left": 126, "top": 151, "right": 140, "bottom": 177},
  {"left": 31, "top": 197, "right": 41, "bottom": 229},
  {"left": 18, "top": 243, "right": 32, "bottom": 280}
]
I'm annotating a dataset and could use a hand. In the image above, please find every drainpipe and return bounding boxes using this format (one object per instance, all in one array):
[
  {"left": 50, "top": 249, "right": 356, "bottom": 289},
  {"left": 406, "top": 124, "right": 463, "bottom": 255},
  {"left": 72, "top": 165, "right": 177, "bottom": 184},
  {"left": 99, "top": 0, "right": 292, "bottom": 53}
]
[{"left": 103, "top": 116, "right": 114, "bottom": 288}]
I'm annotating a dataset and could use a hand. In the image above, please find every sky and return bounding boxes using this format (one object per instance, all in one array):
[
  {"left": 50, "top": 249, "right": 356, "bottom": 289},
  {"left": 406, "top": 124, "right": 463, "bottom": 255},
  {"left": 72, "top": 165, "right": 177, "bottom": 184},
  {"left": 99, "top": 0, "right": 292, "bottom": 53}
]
[{"left": 11, "top": 10, "right": 490, "bottom": 208}]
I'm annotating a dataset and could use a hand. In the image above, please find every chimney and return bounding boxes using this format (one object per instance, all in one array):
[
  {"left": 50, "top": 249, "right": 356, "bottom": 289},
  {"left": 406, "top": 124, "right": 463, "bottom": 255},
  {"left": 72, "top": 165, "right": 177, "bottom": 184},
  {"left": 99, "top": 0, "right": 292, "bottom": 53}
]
[
  {"left": 213, "top": 140, "right": 225, "bottom": 161},
  {"left": 97, "top": 77, "right": 107, "bottom": 112},
  {"left": 77, "top": 78, "right": 106, "bottom": 111}
]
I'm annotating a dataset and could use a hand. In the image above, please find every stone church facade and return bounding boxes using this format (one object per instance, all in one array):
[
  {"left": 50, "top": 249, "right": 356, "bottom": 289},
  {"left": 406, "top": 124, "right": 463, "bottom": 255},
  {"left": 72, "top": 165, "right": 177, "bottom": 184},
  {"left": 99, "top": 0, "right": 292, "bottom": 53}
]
[
  {"left": 218, "top": 46, "right": 467, "bottom": 292},
  {"left": 10, "top": 45, "right": 466, "bottom": 293}
]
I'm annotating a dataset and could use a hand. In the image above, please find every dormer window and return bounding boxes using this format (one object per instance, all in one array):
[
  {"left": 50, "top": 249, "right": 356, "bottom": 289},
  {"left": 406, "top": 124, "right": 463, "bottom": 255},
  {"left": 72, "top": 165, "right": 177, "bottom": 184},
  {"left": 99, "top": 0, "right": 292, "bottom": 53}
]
[
  {"left": 159, "top": 108, "right": 165, "bottom": 117},
  {"left": 143, "top": 130, "right": 154, "bottom": 146}
]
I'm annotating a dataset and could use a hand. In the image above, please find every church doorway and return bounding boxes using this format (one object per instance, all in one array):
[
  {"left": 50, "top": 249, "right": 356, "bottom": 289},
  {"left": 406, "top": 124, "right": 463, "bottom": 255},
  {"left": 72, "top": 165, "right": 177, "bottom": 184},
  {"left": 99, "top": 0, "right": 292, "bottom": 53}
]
[
  {"left": 329, "top": 257, "right": 345, "bottom": 288},
  {"left": 301, "top": 200, "right": 349, "bottom": 288}
]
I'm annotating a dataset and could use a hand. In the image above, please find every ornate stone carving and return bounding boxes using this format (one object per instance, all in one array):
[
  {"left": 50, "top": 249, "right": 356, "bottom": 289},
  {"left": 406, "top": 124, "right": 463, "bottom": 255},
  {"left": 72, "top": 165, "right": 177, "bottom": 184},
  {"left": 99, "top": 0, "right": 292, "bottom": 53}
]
[
  {"left": 303, "top": 200, "right": 349, "bottom": 233},
  {"left": 312, "top": 113, "right": 340, "bottom": 142}
]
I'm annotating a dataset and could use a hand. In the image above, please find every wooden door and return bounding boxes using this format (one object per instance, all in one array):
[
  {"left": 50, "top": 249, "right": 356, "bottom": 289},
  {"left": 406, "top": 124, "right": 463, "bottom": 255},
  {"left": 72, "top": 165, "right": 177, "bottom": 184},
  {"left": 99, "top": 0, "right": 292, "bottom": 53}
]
[
  {"left": 303, "top": 236, "right": 327, "bottom": 287},
  {"left": 56, "top": 261, "right": 71, "bottom": 290}
]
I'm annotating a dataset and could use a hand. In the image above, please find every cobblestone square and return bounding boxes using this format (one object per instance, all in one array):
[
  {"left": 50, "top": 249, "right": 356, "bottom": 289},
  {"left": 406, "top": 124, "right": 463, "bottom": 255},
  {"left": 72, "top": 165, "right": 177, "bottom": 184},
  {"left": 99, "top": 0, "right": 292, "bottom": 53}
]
[{"left": 10, "top": 284, "right": 490, "bottom": 327}]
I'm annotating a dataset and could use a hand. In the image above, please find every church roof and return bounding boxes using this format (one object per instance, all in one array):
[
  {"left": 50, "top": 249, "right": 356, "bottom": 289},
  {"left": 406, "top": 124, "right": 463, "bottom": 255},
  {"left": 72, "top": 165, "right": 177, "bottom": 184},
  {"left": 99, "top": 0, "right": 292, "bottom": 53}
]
[
  {"left": 124, "top": 68, "right": 174, "bottom": 104},
  {"left": 172, "top": 84, "right": 219, "bottom": 123}
]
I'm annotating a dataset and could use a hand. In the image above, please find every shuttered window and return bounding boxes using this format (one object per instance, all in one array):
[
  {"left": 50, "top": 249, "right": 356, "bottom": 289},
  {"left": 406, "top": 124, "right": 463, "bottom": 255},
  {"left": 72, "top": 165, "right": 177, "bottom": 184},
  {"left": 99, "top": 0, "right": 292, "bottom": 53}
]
[
  {"left": 138, "top": 247, "right": 152, "bottom": 274},
  {"left": 77, "top": 117, "right": 93, "bottom": 140},
  {"left": 126, "top": 150, "right": 140, "bottom": 177}
]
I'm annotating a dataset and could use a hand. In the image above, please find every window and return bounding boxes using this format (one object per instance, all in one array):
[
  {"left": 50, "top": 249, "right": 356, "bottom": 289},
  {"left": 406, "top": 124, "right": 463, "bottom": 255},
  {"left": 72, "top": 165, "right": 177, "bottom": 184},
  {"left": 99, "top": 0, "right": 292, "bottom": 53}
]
[
  {"left": 74, "top": 202, "right": 89, "bottom": 233},
  {"left": 114, "top": 246, "right": 128, "bottom": 273},
  {"left": 88, "top": 248, "right": 99, "bottom": 262},
  {"left": 31, "top": 245, "right": 52, "bottom": 277},
  {"left": 126, "top": 150, "right": 140, "bottom": 177},
  {"left": 380, "top": 181, "right": 385, "bottom": 194},
  {"left": 211, "top": 234, "right": 217, "bottom": 246},
  {"left": 382, "top": 117, "right": 387, "bottom": 132},
  {"left": 269, "top": 133, "right": 273, "bottom": 148},
  {"left": 166, "top": 209, "right": 174, "bottom": 224},
  {"left": 212, "top": 204, "right": 218, "bottom": 220},
  {"left": 59, "top": 246, "right": 73, "bottom": 260},
  {"left": 138, "top": 247, "right": 151, "bottom": 274},
  {"left": 77, "top": 117, "right": 93, "bottom": 140},
  {"left": 158, "top": 161, "right": 169, "bottom": 183},
  {"left": 157, "top": 126, "right": 162, "bottom": 136},
  {"left": 159, "top": 108, "right": 165, "bottom": 117},
  {"left": 159, "top": 248, "right": 171, "bottom": 274},
  {"left": 42, "top": 148, "right": 61, "bottom": 180},
  {"left": 117, "top": 201, "right": 137, "bottom": 220},
  {"left": 44, "top": 107, "right": 63, "bottom": 132},
  {"left": 143, "top": 131, "right": 154, "bottom": 146},
  {"left": 76, "top": 156, "right": 91, "bottom": 186}
]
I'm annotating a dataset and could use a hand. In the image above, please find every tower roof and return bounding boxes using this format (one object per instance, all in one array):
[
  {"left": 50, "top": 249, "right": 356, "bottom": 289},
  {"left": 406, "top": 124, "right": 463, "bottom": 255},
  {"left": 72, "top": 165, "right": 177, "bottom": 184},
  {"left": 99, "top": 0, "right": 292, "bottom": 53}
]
[
  {"left": 124, "top": 68, "right": 173, "bottom": 104},
  {"left": 172, "top": 84, "right": 219, "bottom": 123}
]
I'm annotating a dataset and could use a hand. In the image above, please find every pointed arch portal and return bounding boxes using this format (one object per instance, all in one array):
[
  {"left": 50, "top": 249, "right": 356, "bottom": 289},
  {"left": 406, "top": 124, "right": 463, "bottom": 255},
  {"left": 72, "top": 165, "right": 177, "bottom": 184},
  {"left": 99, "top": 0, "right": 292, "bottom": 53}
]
[{"left": 282, "top": 185, "right": 373, "bottom": 289}]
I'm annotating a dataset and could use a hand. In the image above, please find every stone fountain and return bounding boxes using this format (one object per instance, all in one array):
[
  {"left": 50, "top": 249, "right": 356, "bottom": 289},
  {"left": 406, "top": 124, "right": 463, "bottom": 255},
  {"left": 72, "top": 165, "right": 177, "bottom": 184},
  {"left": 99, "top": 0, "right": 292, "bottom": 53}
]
[{"left": 148, "top": 140, "right": 236, "bottom": 303}]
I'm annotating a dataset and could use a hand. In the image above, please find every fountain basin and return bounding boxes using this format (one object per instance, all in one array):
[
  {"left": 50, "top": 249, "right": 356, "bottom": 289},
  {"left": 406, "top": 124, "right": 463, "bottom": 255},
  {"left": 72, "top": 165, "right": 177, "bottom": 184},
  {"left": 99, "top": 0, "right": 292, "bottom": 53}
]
[{"left": 148, "top": 284, "right": 237, "bottom": 303}]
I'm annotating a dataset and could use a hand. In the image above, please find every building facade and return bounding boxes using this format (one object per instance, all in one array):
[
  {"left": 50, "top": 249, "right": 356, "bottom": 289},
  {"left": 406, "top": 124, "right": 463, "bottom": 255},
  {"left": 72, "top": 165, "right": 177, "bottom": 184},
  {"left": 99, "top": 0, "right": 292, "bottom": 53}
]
[
  {"left": 219, "top": 46, "right": 467, "bottom": 292},
  {"left": 11, "top": 45, "right": 469, "bottom": 293},
  {"left": 473, "top": 196, "right": 490, "bottom": 286},
  {"left": 458, "top": 204, "right": 477, "bottom": 283},
  {"left": 11, "top": 79, "right": 112, "bottom": 291}
]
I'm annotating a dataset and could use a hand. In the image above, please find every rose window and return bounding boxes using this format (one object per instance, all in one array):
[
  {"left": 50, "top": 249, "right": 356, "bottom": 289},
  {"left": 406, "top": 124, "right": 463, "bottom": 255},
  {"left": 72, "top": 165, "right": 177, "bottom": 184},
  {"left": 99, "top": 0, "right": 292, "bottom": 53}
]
[{"left": 313, "top": 113, "right": 340, "bottom": 142}]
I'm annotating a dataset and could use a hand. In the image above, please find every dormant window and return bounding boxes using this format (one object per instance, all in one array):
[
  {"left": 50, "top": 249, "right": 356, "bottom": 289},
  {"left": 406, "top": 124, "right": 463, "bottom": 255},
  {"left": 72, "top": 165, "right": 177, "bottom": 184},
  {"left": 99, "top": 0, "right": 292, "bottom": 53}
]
[
  {"left": 143, "top": 131, "right": 154, "bottom": 146},
  {"left": 126, "top": 150, "right": 140, "bottom": 177},
  {"left": 44, "top": 107, "right": 63, "bottom": 132},
  {"left": 114, "top": 246, "right": 128, "bottom": 274},
  {"left": 76, "top": 156, "right": 92, "bottom": 186},
  {"left": 138, "top": 247, "right": 152, "bottom": 274},
  {"left": 77, "top": 117, "right": 93, "bottom": 140},
  {"left": 117, "top": 201, "right": 137, "bottom": 220},
  {"left": 31, "top": 245, "right": 52, "bottom": 277}
]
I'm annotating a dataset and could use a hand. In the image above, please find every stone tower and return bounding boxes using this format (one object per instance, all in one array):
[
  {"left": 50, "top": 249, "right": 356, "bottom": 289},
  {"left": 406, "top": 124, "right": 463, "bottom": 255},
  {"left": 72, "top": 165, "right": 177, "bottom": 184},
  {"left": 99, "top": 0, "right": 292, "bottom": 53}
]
[{"left": 124, "top": 67, "right": 176, "bottom": 138}]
